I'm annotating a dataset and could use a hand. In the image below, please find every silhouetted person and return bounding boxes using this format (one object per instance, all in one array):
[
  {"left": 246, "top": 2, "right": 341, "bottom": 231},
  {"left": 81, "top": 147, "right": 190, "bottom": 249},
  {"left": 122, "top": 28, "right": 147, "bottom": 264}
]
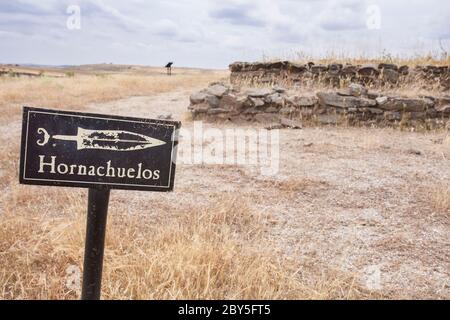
[{"left": 165, "top": 62, "right": 173, "bottom": 76}]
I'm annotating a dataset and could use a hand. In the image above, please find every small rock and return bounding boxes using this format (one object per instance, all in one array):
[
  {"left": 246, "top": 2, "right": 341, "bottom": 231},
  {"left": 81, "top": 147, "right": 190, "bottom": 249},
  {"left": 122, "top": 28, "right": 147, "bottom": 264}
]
[
  {"left": 190, "top": 91, "right": 209, "bottom": 104},
  {"left": 348, "top": 83, "right": 368, "bottom": 97},
  {"left": 399, "top": 65, "right": 409, "bottom": 75},
  {"left": 358, "top": 64, "right": 380, "bottom": 76},
  {"left": 236, "top": 96, "right": 250, "bottom": 108},
  {"left": 304, "top": 142, "right": 313, "bottom": 147},
  {"left": 328, "top": 63, "right": 343, "bottom": 74},
  {"left": 189, "top": 103, "right": 210, "bottom": 114},
  {"left": 229, "top": 62, "right": 243, "bottom": 72},
  {"left": 266, "top": 93, "right": 284, "bottom": 106},
  {"left": 206, "top": 83, "right": 229, "bottom": 97},
  {"left": 375, "top": 96, "right": 388, "bottom": 105},
  {"left": 341, "top": 65, "right": 358, "bottom": 76},
  {"left": 298, "top": 96, "right": 317, "bottom": 107},
  {"left": 205, "top": 94, "right": 220, "bottom": 108},
  {"left": 381, "top": 69, "right": 400, "bottom": 84},
  {"left": 250, "top": 97, "right": 265, "bottom": 107}
]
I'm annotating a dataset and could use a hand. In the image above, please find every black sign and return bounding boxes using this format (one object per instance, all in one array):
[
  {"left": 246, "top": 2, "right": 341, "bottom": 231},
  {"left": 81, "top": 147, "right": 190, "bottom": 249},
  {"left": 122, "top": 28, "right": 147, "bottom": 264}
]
[{"left": 19, "top": 107, "right": 180, "bottom": 192}]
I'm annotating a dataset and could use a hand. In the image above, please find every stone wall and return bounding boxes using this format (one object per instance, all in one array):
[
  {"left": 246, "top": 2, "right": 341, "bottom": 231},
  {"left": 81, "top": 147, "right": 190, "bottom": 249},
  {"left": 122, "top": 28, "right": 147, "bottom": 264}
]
[
  {"left": 229, "top": 61, "right": 450, "bottom": 90},
  {"left": 189, "top": 82, "right": 450, "bottom": 128}
]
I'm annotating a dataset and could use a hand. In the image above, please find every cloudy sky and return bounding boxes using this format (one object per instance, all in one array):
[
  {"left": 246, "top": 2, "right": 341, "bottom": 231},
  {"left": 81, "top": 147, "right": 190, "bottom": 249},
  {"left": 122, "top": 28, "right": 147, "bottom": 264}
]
[{"left": 1, "top": 0, "right": 449, "bottom": 69}]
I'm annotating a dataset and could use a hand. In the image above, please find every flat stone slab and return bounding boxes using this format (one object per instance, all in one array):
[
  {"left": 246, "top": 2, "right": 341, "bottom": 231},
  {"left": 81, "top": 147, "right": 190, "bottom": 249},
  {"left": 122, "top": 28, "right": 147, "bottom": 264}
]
[
  {"left": 246, "top": 88, "right": 274, "bottom": 97},
  {"left": 317, "top": 92, "right": 376, "bottom": 108},
  {"left": 379, "top": 98, "right": 434, "bottom": 112},
  {"left": 286, "top": 96, "right": 317, "bottom": 107}
]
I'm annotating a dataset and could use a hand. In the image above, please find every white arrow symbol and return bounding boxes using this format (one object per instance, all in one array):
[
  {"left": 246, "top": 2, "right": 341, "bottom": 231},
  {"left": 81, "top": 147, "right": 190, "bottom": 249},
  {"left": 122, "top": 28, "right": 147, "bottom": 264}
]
[{"left": 37, "top": 127, "right": 166, "bottom": 152}]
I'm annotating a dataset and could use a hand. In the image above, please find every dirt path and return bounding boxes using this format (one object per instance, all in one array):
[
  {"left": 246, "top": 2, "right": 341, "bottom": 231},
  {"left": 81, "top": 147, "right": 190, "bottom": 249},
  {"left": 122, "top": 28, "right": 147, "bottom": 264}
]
[
  {"left": 2, "top": 89, "right": 449, "bottom": 299},
  {"left": 81, "top": 90, "right": 450, "bottom": 299}
]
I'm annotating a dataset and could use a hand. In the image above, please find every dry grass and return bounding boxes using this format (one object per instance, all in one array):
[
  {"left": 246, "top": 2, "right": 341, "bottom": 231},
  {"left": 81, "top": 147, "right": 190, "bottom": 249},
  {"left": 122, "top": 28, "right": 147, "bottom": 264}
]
[
  {"left": 236, "top": 71, "right": 446, "bottom": 98},
  {"left": 260, "top": 177, "right": 330, "bottom": 196},
  {"left": 0, "top": 71, "right": 226, "bottom": 123},
  {"left": 286, "top": 51, "right": 450, "bottom": 67},
  {"left": 0, "top": 189, "right": 373, "bottom": 300},
  {"left": 431, "top": 184, "right": 450, "bottom": 217}
]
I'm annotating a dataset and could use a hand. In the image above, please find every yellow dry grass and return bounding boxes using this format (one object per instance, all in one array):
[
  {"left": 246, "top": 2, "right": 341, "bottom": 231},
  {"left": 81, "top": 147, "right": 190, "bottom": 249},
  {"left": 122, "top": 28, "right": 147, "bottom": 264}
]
[
  {"left": 0, "top": 71, "right": 227, "bottom": 123},
  {"left": 431, "top": 184, "right": 450, "bottom": 217},
  {"left": 259, "top": 177, "right": 330, "bottom": 196},
  {"left": 287, "top": 51, "right": 450, "bottom": 67},
  {"left": 0, "top": 188, "right": 373, "bottom": 300}
]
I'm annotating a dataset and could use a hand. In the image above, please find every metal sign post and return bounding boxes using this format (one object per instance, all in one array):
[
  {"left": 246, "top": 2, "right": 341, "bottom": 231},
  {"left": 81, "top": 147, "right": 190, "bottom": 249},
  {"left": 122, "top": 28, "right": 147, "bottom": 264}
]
[
  {"left": 19, "top": 107, "right": 180, "bottom": 300},
  {"left": 81, "top": 188, "right": 110, "bottom": 300}
]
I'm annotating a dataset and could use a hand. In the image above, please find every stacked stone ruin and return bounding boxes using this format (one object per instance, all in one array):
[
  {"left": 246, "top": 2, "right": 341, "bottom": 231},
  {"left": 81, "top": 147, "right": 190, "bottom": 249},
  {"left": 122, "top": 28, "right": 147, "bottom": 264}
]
[
  {"left": 189, "top": 82, "right": 450, "bottom": 128},
  {"left": 229, "top": 61, "right": 450, "bottom": 90}
]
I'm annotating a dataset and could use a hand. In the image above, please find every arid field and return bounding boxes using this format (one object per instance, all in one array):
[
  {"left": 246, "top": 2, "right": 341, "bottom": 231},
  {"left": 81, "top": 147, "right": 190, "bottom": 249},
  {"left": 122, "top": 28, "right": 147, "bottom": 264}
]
[{"left": 0, "top": 64, "right": 449, "bottom": 299}]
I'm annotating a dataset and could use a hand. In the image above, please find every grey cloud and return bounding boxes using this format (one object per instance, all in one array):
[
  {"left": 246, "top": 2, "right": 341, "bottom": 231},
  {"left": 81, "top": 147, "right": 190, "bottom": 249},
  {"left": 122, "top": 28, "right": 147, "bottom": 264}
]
[
  {"left": 320, "top": 19, "right": 366, "bottom": 31},
  {"left": 0, "top": 2, "right": 62, "bottom": 15},
  {"left": 210, "top": 5, "right": 265, "bottom": 27},
  {"left": 317, "top": 0, "right": 367, "bottom": 31}
]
